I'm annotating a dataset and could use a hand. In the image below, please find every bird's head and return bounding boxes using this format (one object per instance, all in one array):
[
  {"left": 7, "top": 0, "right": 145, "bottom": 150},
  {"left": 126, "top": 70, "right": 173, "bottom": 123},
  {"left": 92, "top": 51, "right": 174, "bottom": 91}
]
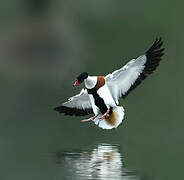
[{"left": 73, "top": 72, "right": 88, "bottom": 87}]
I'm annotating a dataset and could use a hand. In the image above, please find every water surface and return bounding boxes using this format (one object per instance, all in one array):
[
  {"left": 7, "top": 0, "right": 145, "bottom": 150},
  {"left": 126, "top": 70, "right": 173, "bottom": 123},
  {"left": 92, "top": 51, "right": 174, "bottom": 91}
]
[{"left": 54, "top": 144, "right": 146, "bottom": 180}]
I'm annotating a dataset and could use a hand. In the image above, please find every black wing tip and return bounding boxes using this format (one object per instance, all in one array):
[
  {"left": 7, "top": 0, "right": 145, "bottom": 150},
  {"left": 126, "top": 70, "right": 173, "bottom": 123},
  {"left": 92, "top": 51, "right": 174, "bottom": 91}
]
[
  {"left": 146, "top": 37, "right": 165, "bottom": 58},
  {"left": 54, "top": 105, "right": 65, "bottom": 113},
  {"left": 144, "top": 37, "right": 165, "bottom": 74},
  {"left": 54, "top": 105, "right": 73, "bottom": 115},
  {"left": 122, "top": 37, "right": 165, "bottom": 98},
  {"left": 54, "top": 106, "right": 59, "bottom": 111},
  {"left": 54, "top": 105, "right": 93, "bottom": 116}
]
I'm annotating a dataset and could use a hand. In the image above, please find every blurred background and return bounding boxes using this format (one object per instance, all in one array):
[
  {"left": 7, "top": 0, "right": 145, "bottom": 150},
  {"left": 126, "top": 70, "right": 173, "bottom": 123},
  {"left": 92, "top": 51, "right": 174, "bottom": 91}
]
[{"left": 0, "top": 0, "right": 183, "bottom": 179}]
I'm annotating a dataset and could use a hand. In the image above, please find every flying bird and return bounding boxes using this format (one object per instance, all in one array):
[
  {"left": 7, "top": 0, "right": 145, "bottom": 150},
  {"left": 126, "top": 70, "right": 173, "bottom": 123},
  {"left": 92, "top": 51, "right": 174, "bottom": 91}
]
[{"left": 54, "top": 38, "right": 164, "bottom": 129}]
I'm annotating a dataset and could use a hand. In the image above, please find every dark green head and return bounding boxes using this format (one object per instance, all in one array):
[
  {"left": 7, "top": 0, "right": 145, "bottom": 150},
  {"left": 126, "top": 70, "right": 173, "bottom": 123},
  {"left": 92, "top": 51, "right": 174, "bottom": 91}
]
[{"left": 73, "top": 72, "right": 88, "bottom": 86}]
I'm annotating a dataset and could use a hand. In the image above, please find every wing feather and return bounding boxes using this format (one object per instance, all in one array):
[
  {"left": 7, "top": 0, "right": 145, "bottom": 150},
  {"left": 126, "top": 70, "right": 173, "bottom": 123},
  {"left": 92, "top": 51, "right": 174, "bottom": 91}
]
[
  {"left": 54, "top": 89, "right": 93, "bottom": 116},
  {"left": 106, "top": 38, "right": 164, "bottom": 104}
]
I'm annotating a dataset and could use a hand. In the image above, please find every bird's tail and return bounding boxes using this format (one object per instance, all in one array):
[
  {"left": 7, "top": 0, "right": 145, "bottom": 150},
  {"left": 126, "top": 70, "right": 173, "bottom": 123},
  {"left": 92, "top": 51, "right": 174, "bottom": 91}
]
[{"left": 92, "top": 106, "right": 125, "bottom": 129}]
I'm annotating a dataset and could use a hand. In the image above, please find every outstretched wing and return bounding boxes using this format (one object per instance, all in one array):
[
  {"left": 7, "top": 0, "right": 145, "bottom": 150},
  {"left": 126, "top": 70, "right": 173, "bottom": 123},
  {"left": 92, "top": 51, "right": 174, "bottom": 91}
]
[
  {"left": 54, "top": 89, "right": 93, "bottom": 116},
  {"left": 105, "top": 38, "right": 164, "bottom": 104}
]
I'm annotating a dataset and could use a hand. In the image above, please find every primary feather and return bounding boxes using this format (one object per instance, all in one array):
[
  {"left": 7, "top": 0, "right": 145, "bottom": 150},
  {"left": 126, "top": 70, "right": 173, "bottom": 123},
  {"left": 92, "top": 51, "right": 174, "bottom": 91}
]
[
  {"left": 54, "top": 38, "right": 164, "bottom": 130},
  {"left": 54, "top": 89, "right": 93, "bottom": 116},
  {"left": 105, "top": 38, "right": 164, "bottom": 104}
]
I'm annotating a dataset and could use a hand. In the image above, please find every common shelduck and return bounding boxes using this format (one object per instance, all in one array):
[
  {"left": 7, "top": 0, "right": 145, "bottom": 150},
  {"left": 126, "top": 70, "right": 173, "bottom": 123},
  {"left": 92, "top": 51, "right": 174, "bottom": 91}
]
[{"left": 54, "top": 38, "right": 164, "bottom": 129}]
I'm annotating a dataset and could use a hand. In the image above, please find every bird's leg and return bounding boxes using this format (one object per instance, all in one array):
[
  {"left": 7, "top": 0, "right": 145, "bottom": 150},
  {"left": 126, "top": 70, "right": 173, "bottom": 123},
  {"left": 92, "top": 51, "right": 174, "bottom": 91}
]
[
  {"left": 99, "top": 109, "right": 110, "bottom": 120},
  {"left": 81, "top": 115, "right": 98, "bottom": 122}
]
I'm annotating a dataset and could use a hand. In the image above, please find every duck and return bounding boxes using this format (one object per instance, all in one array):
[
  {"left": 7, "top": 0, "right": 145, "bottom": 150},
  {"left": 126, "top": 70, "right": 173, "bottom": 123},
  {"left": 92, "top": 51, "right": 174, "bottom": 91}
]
[{"left": 54, "top": 38, "right": 164, "bottom": 129}]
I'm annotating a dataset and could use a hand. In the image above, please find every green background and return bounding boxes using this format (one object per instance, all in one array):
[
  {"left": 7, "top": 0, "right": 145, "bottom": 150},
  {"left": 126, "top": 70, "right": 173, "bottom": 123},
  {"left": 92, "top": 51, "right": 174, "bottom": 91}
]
[{"left": 0, "top": 0, "right": 183, "bottom": 179}]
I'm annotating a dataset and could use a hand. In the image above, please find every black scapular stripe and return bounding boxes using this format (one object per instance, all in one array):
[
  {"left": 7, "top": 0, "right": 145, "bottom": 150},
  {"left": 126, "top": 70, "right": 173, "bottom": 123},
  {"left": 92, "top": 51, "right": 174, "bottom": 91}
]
[{"left": 89, "top": 88, "right": 108, "bottom": 114}]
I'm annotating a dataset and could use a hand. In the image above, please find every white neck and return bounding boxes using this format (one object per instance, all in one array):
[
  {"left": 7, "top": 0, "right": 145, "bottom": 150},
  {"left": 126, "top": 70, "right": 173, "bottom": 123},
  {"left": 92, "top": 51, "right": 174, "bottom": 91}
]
[{"left": 84, "top": 76, "right": 97, "bottom": 89}]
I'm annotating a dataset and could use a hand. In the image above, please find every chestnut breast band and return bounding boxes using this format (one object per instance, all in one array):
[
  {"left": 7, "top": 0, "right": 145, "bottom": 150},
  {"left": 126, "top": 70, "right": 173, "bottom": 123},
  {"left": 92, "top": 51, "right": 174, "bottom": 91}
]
[{"left": 87, "top": 76, "right": 105, "bottom": 94}]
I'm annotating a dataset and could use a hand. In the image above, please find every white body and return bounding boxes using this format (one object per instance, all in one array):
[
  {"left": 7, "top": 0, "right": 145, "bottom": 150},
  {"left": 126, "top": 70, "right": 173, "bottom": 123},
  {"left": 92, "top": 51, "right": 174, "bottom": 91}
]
[
  {"left": 88, "top": 84, "right": 116, "bottom": 115},
  {"left": 93, "top": 106, "right": 124, "bottom": 129},
  {"left": 84, "top": 76, "right": 97, "bottom": 89},
  {"left": 86, "top": 76, "right": 125, "bottom": 129},
  {"left": 59, "top": 38, "right": 164, "bottom": 129},
  {"left": 98, "top": 84, "right": 117, "bottom": 108}
]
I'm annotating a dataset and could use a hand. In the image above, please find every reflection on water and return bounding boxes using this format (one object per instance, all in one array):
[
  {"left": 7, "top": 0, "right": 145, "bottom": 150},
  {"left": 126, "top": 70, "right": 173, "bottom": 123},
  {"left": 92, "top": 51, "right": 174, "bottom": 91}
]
[{"left": 55, "top": 144, "right": 143, "bottom": 180}]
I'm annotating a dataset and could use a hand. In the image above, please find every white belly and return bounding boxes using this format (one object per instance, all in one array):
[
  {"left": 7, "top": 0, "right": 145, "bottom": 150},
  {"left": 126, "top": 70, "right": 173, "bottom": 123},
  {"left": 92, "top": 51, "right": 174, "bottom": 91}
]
[
  {"left": 88, "top": 94, "right": 100, "bottom": 115},
  {"left": 88, "top": 84, "right": 117, "bottom": 115},
  {"left": 97, "top": 84, "right": 116, "bottom": 108}
]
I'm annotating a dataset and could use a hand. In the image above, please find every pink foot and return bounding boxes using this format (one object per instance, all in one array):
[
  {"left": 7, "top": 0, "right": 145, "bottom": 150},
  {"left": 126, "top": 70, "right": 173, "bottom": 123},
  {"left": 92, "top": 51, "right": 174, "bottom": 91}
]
[
  {"left": 81, "top": 115, "right": 98, "bottom": 122},
  {"left": 99, "top": 109, "right": 110, "bottom": 120}
]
